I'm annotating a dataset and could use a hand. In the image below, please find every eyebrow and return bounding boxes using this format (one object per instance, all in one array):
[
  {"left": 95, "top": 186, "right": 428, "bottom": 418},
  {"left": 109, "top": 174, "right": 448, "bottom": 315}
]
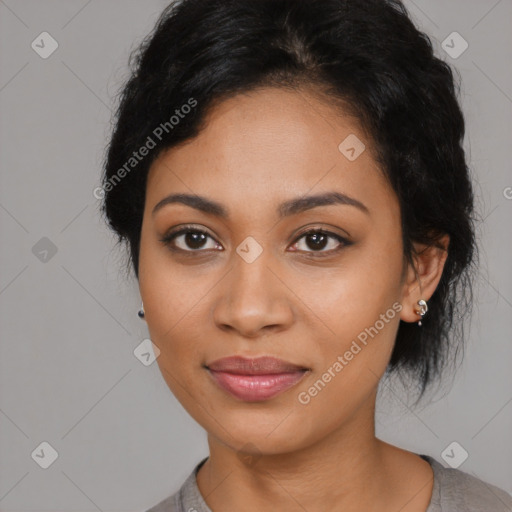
[{"left": 152, "top": 191, "right": 369, "bottom": 218}]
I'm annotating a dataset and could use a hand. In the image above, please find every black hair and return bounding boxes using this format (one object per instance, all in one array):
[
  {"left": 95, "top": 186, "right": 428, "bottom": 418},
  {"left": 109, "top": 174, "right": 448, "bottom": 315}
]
[{"left": 100, "top": 0, "right": 478, "bottom": 398}]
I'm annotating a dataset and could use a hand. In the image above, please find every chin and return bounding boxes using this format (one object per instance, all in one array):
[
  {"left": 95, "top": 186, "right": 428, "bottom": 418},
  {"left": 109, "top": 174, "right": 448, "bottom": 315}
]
[{"left": 209, "top": 410, "right": 310, "bottom": 452}]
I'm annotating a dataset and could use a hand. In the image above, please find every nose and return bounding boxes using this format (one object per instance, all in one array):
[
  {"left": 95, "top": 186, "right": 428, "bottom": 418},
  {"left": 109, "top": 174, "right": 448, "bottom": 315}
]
[{"left": 212, "top": 251, "right": 295, "bottom": 339}]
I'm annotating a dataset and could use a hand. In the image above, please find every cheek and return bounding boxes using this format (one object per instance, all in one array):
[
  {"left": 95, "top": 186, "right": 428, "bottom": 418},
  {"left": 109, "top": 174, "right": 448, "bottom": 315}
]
[
  {"left": 287, "top": 239, "right": 403, "bottom": 394},
  {"left": 138, "top": 226, "right": 213, "bottom": 336},
  {"left": 138, "top": 231, "right": 210, "bottom": 395},
  {"left": 289, "top": 237, "right": 403, "bottom": 342},
  {"left": 291, "top": 271, "right": 401, "bottom": 435}
]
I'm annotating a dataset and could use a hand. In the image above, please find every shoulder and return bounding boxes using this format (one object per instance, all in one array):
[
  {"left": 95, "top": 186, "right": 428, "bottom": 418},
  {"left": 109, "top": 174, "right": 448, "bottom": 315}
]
[
  {"left": 143, "top": 457, "right": 210, "bottom": 512},
  {"left": 422, "top": 455, "right": 512, "bottom": 512},
  {"left": 144, "top": 492, "right": 179, "bottom": 512},
  {"left": 142, "top": 469, "right": 192, "bottom": 512}
]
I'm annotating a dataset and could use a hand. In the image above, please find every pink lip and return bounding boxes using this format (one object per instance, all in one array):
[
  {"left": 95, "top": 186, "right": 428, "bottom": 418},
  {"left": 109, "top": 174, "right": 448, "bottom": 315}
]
[{"left": 206, "top": 356, "right": 310, "bottom": 402}]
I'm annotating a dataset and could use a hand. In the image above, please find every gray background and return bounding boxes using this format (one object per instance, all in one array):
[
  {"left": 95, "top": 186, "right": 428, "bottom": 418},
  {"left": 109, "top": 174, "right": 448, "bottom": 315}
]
[{"left": 0, "top": 0, "right": 511, "bottom": 510}]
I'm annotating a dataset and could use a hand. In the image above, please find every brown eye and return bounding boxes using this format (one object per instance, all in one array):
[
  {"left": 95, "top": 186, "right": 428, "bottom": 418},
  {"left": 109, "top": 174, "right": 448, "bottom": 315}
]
[
  {"left": 289, "top": 229, "right": 350, "bottom": 256},
  {"left": 160, "top": 226, "right": 222, "bottom": 252}
]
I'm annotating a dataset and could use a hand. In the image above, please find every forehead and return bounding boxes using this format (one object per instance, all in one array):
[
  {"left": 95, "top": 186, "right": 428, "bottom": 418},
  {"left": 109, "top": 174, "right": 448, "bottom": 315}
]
[{"left": 146, "top": 86, "right": 395, "bottom": 220}]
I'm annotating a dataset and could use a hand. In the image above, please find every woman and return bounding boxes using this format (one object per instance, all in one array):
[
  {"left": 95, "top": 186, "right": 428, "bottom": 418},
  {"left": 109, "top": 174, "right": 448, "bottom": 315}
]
[{"left": 100, "top": 0, "right": 512, "bottom": 510}]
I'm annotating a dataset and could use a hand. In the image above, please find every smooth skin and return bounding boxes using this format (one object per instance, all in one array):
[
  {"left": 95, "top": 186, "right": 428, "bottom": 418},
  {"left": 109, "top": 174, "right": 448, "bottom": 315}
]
[{"left": 138, "top": 86, "right": 450, "bottom": 512}]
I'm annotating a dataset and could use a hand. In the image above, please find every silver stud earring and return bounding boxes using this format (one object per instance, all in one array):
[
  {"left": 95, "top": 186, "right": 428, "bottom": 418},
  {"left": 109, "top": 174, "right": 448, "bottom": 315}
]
[
  {"left": 138, "top": 302, "right": 145, "bottom": 320},
  {"left": 414, "top": 299, "right": 428, "bottom": 326}
]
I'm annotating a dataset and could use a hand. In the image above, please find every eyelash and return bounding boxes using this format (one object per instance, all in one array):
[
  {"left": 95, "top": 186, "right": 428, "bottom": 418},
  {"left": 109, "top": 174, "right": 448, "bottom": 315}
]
[{"left": 159, "top": 224, "right": 351, "bottom": 258}]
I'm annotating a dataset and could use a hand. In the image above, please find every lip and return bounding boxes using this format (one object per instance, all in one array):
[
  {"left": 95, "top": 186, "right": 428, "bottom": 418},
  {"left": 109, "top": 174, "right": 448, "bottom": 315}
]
[
  {"left": 207, "top": 355, "right": 308, "bottom": 374},
  {"left": 205, "top": 356, "right": 310, "bottom": 402}
]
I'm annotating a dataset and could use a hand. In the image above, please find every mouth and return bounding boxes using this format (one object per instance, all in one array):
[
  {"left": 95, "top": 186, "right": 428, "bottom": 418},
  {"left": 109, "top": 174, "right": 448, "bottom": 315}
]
[{"left": 205, "top": 356, "right": 310, "bottom": 402}]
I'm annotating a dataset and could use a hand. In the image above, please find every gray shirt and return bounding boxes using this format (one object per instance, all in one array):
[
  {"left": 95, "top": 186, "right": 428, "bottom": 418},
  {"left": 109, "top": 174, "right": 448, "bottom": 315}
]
[{"left": 145, "top": 454, "right": 512, "bottom": 511}]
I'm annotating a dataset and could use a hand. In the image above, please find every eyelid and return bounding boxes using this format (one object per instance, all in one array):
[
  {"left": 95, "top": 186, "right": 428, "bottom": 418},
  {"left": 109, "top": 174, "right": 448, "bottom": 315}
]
[
  {"left": 159, "top": 224, "right": 221, "bottom": 253},
  {"left": 291, "top": 223, "right": 351, "bottom": 243}
]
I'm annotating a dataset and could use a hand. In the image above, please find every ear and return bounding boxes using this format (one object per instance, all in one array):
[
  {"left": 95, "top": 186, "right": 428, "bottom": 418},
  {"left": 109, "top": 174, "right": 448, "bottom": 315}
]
[{"left": 400, "top": 234, "right": 450, "bottom": 323}]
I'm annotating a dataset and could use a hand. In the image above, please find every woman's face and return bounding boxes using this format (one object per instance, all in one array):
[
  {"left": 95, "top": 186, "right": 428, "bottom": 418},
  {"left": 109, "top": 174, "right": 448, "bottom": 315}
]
[{"left": 138, "top": 86, "right": 410, "bottom": 454}]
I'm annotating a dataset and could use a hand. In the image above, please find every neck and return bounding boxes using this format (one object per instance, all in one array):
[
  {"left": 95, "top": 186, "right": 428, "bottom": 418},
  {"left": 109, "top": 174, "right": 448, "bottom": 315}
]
[{"left": 196, "top": 390, "right": 400, "bottom": 512}]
